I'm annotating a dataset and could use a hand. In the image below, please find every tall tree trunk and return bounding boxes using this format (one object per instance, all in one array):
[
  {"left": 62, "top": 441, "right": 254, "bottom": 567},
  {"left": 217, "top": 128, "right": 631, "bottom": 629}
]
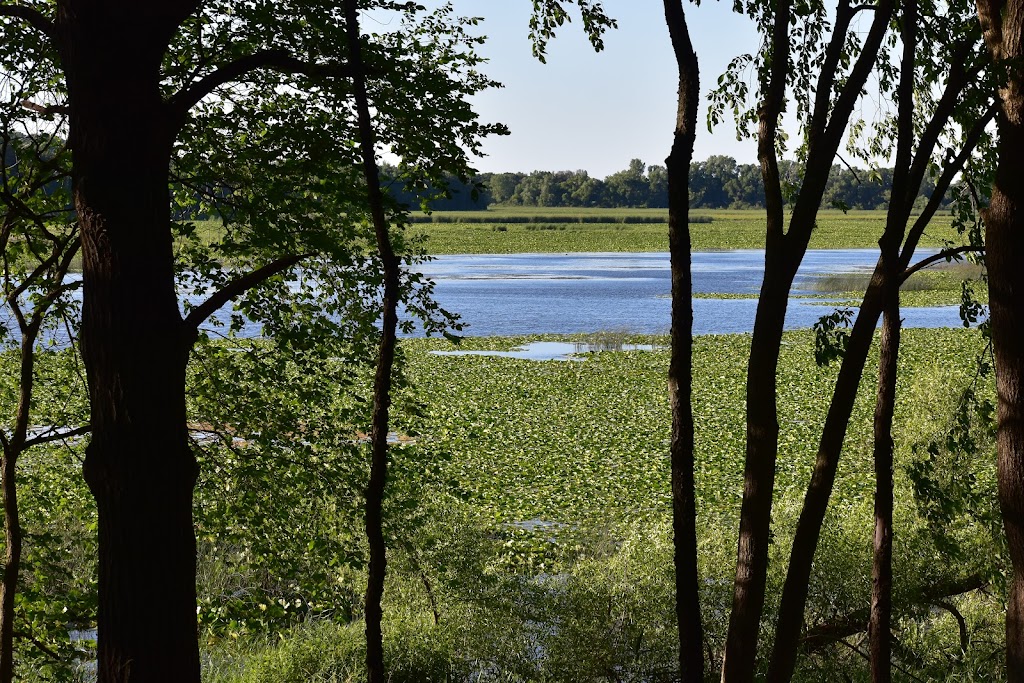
[
  {"left": 342, "top": 3, "right": 400, "bottom": 681},
  {"left": 869, "top": 297, "right": 900, "bottom": 683},
  {"left": 868, "top": 5, "right": 914, "bottom": 675},
  {"left": 58, "top": 7, "right": 201, "bottom": 681},
  {"left": 766, "top": 77, "right": 990, "bottom": 683},
  {"left": 0, "top": 448, "right": 21, "bottom": 683},
  {"left": 722, "top": 1, "right": 900, "bottom": 674},
  {"left": 0, "top": 327, "right": 40, "bottom": 683},
  {"left": 985, "top": 127, "right": 1024, "bottom": 682},
  {"left": 720, "top": 2, "right": 791, "bottom": 677},
  {"left": 977, "top": 2, "right": 1024, "bottom": 676},
  {"left": 663, "top": 2, "right": 702, "bottom": 680}
]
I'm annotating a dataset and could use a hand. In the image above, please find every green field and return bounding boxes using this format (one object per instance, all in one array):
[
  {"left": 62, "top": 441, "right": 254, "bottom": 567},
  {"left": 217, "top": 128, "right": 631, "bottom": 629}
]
[{"left": 410, "top": 208, "right": 961, "bottom": 253}]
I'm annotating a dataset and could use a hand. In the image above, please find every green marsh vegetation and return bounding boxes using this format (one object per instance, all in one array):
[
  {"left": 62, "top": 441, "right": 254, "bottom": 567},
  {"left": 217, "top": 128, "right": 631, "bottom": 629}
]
[
  {"left": 406, "top": 208, "right": 960, "bottom": 254},
  {"left": 806, "top": 260, "right": 988, "bottom": 308},
  {"left": 7, "top": 329, "right": 1001, "bottom": 682},
  {"left": 193, "top": 328, "right": 1002, "bottom": 681},
  {"left": 193, "top": 208, "right": 962, "bottom": 256}
]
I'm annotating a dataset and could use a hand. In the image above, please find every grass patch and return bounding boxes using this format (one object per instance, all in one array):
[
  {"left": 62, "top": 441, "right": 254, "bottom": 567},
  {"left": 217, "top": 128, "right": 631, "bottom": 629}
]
[
  {"left": 809, "top": 261, "right": 987, "bottom": 307},
  {"left": 181, "top": 210, "right": 962, "bottom": 255},
  {"left": 411, "top": 209, "right": 960, "bottom": 254}
]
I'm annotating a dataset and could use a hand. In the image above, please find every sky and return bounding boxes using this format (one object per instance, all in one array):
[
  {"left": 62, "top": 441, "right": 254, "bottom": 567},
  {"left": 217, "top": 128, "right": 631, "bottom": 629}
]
[{"left": 373, "top": 1, "right": 765, "bottom": 178}]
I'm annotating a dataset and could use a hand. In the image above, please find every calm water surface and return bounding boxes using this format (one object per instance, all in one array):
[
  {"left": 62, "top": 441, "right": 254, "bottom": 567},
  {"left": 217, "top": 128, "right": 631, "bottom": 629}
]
[
  {"left": 5, "top": 250, "right": 971, "bottom": 344},
  {"left": 409, "top": 249, "right": 965, "bottom": 336}
]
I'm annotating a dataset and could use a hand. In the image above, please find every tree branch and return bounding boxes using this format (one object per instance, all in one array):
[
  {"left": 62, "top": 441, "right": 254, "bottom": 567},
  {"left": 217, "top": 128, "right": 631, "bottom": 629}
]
[
  {"left": 168, "top": 49, "right": 352, "bottom": 117},
  {"left": 899, "top": 101, "right": 998, "bottom": 269},
  {"left": 901, "top": 245, "right": 984, "bottom": 283},
  {"left": 20, "top": 99, "right": 69, "bottom": 118},
  {"left": 23, "top": 424, "right": 90, "bottom": 449},
  {"left": 903, "top": 36, "right": 986, "bottom": 213},
  {"left": 182, "top": 253, "right": 308, "bottom": 333},
  {"left": 800, "top": 574, "right": 985, "bottom": 652},
  {"left": 13, "top": 630, "right": 61, "bottom": 662},
  {"left": 934, "top": 599, "right": 970, "bottom": 653},
  {"left": 807, "top": 0, "right": 855, "bottom": 154},
  {"left": 0, "top": 3, "right": 57, "bottom": 44}
]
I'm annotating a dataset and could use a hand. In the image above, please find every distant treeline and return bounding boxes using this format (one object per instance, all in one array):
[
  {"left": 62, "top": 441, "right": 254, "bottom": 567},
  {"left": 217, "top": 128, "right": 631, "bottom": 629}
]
[{"left": 388, "top": 156, "right": 948, "bottom": 211}]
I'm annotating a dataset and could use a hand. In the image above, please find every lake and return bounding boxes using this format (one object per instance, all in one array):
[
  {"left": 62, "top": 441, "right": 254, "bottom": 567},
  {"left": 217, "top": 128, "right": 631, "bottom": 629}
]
[
  {"left": 407, "top": 249, "right": 967, "bottom": 336},
  {"left": 3, "top": 249, "right": 970, "bottom": 344}
]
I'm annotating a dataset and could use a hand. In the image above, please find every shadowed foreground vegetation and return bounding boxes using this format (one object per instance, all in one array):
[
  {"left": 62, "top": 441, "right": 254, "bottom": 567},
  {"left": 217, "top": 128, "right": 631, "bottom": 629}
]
[{"left": 179, "top": 327, "right": 1000, "bottom": 681}]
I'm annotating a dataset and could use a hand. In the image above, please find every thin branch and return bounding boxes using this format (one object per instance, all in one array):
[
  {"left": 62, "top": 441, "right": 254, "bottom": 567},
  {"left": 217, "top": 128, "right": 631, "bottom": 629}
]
[
  {"left": 168, "top": 49, "right": 351, "bottom": 117},
  {"left": 934, "top": 600, "right": 970, "bottom": 653},
  {"left": 23, "top": 424, "right": 90, "bottom": 449},
  {"left": 835, "top": 154, "right": 864, "bottom": 184},
  {"left": 903, "top": 36, "right": 986, "bottom": 214},
  {"left": 20, "top": 100, "right": 69, "bottom": 117},
  {"left": 0, "top": 4, "right": 58, "bottom": 44},
  {"left": 899, "top": 101, "right": 998, "bottom": 269},
  {"left": 182, "top": 253, "right": 308, "bottom": 333},
  {"left": 816, "top": 0, "right": 895, "bottom": 169},
  {"left": 12, "top": 630, "right": 60, "bottom": 662},
  {"left": 834, "top": 637, "right": 929, "bottom": 683},
  {"left": 808, "top": 0, "right": 855, "bottom": 153},
  {"left": 901, "top": 246, "right": 984, "bottom": 283}
]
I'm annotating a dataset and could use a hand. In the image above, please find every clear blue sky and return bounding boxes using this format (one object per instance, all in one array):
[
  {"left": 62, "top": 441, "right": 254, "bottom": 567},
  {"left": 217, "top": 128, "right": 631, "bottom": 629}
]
[{"left": 386, "top": 1, "right": 763, "bottom": 177}]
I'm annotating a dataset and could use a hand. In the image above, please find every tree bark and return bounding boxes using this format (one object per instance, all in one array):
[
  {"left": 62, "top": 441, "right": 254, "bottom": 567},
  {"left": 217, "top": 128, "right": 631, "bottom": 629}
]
[
  {"left": 663, "top": 1, "right": 702, "bottom": 680},
  {"left": 969, "top": 0, "right": 1024, "bottom": 677},
  {"left": 766, "top": 91, "right": 991, "bottom": 683},
  {"left": 722, "top": 1, "right": 895, "bottom": 679},
  {"left": 342, "top": 3, "right": 400, "bottom": 681},
  {"left": 868, "top": 298, "right": 900, "bottom": 683},
  {"left": 867, "top": 5, "right": 915, "bottom": 677},
  {"left": 720, "top": 1, "right": 790, "bottom": 677},
  {"left": 0, "top": 446, "right": 22, "bottom": 683},
  {"left": 57, "top": 6, "right": 202, "bottom": 681}
]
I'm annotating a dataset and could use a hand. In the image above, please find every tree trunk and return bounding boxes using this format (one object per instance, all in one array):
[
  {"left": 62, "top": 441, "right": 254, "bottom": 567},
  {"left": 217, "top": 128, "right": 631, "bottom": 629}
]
[
  {"left": 0, "top": 448, "right": 21, "bottom": 683},
  {"left": 971, "top": 1, "right": 1024, "bottom": 677},
  {"left": 981, "top": 137, "right": 1024, "bottom": 682},
  {"left": 984, "top": 93, "right": 1024, "bottom": 683},
  {"left": 720, "top": 0, "right": 791, "bottom": 675},
  {"left": 869, "top": 297, "right": 900, "bottom": 683},
  {"left": 663, "top": 2, "right": 702, "bottom": 680},
  {"left": 867, "top": 5, "right": 914, "bottom": 674},
  {"left": 0, "top": 328, "right": 41, "bottom": 683},
  {"left": 342, "top": 3, "right": 400, "bottom": 681},
  {"left": 58, "top": 8, "right": 201, "bottom": 681}
]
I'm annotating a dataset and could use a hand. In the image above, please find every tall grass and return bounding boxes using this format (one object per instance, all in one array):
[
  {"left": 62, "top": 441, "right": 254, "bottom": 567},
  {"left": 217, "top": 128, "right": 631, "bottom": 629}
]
[{"left": 810, "top": 262, "right": 986, "bottom": 307}]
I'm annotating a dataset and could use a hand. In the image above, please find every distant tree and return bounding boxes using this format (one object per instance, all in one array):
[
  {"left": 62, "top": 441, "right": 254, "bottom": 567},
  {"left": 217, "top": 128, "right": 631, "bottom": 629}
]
[
  {"left": 723, "top": 162, "right": 765, "bottom": 207},
  {"left": 605, "top": 158, "right": 649, "bottom": 206},
  {"left": 485, "top": 172, "right": 523, "bottom": 204},
  {"left": 647, "top": 163, "right": 669, "bottom": 207}
]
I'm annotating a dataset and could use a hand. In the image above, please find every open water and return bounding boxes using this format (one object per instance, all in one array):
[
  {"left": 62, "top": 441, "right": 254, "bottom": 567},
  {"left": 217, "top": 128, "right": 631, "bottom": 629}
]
[
  {"left": 409, "top": 249, "right": 969, "bottom": 336},
  {"left": 6, "top": 249, "right": 973, "bottom": 344}
]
